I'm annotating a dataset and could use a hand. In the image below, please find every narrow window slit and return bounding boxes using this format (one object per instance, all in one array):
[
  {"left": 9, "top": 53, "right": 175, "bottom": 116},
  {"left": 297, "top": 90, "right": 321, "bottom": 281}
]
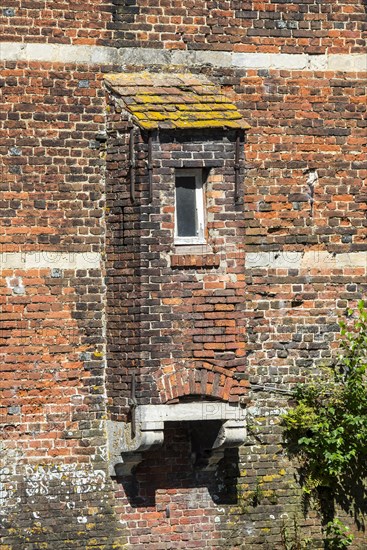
[{"left": 175, "top": 169, "right": 205, "bottom": 245}]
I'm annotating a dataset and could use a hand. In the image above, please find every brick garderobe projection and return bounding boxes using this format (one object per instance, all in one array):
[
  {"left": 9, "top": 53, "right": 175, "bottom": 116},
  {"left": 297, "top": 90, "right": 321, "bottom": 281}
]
[{"left": 1, "top": 1, "right": 366, "bottom": 548}]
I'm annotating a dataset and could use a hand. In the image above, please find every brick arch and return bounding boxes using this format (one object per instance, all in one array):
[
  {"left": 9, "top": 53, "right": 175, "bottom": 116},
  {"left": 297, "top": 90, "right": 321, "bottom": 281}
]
[{"left": 158, "top": 364, "right": 249, "bottom": 404}]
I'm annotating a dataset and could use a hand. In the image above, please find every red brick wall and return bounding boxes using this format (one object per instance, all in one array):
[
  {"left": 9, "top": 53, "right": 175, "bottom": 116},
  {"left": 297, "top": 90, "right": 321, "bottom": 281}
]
[
  {"left": 1, "top": 1, "right": 365, "bottom": 53},
  {"left": 0, "top": 0, "right": 113, "bottom": 45},
  {"left": 238, "top": 69, "right": 367, "bottom": 251},
  {"left": 245, "top": 262, "right": 367, "bottom": 385},
  {"left": 1, "top": 268, "right": 86, "bottom": 460},
  {"left": 0, "top": 61, "right": 126, "bottom": 548},
  {"left": 0, "top": 61, "right": 107, "bottom": 251},
  {"left": 1, "top": 1, "right": 367, "bottom": 545},
  {"left": 0, "top": 264, "right": 127, "bottom": 547},
  {"left": 113, "top": 0, "right": 367, "bottom": 52}
]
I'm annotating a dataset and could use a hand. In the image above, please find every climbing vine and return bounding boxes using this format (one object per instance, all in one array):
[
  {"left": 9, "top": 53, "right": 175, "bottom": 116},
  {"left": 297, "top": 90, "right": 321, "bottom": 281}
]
[{"left": 282, "top": 300, "right": 367, "bottom": 548}]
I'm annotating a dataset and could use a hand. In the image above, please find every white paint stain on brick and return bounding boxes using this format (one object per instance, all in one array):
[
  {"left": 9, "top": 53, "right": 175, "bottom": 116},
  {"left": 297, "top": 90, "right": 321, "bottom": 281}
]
[
  {"left": 23, "top": 464, "right": 107, "bottom": 498},
  {"left": 6, "top": 275, "right": 25, "bottom": 295},
  {"left": 0, "top": 448, "right": 22, "bottom": 511},
  {"left": 77, "top": 516, "right": 88, "bottom": 523},
  {"left": 306, "top": 169, "right": 318, "bottom": 188}
]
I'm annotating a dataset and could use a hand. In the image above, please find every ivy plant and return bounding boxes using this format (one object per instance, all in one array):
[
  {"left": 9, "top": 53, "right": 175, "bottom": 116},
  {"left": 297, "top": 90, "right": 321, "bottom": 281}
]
[
  {"left": 282, "top": 300, "right": 367, "bottom": 547},
  {"left": 324, "top": 519, "right": 354, "bottom": 549}
]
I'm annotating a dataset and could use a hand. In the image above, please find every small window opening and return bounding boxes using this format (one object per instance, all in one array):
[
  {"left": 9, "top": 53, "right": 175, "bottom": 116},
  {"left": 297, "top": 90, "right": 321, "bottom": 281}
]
[{"left": 175, "top": 169, "right": 205, "bottom": 244}]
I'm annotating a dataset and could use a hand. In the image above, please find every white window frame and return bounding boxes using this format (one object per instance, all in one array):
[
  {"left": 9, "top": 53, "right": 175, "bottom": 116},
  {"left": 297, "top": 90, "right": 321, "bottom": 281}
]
[{"left": 174, "top": 169, "right": 206, "bottom": 245}]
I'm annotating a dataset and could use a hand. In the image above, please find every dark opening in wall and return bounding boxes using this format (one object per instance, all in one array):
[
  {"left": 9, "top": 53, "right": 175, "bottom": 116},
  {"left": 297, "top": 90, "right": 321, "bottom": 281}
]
[{"left": 115, "top": 422, "right": 240, "bottom": 507}]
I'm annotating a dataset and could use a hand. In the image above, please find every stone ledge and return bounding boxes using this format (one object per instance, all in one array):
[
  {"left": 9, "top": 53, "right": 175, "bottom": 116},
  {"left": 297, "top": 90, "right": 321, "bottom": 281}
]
[{"left": 107, "top": 402, "right": 247, "bottom": 476}]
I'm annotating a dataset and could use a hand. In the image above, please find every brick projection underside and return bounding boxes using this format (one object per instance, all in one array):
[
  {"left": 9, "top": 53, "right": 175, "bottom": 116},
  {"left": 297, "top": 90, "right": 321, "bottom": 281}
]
[{"left": 1, "top": 3, "right": 367, "bottom": 546}]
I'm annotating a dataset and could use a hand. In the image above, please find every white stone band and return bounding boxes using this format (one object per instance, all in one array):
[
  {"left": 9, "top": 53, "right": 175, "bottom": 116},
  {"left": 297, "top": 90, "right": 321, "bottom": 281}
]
[
  {"left": 0, "top": 251, "right": 101, "bottom": 270},
  {"left": 246, "top": 251, "right": 367, "bottom": 270},
  {"left": 1, "top": 250, "right": 365, "bottom": 271},
  {"left": 0, "top": 42, "right": 366, "bottom": 72}
]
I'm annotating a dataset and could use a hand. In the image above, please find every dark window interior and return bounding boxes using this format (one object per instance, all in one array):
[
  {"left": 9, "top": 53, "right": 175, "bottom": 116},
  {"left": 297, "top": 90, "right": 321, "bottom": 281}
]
[{"left": 175, "top": 176, "right": 197, "bottom": 237}]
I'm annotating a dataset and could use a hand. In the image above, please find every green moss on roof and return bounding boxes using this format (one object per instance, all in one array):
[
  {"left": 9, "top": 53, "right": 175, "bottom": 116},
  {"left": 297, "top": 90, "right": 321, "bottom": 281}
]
[{"left": 105, "top": 72, "right": 250, "bottom": 131}]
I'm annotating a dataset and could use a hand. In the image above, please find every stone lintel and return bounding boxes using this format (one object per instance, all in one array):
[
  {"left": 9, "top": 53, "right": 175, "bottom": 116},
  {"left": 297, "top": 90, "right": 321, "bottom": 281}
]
[{"left": 136, "top": 402, "right": 247, "bottom": 423}]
